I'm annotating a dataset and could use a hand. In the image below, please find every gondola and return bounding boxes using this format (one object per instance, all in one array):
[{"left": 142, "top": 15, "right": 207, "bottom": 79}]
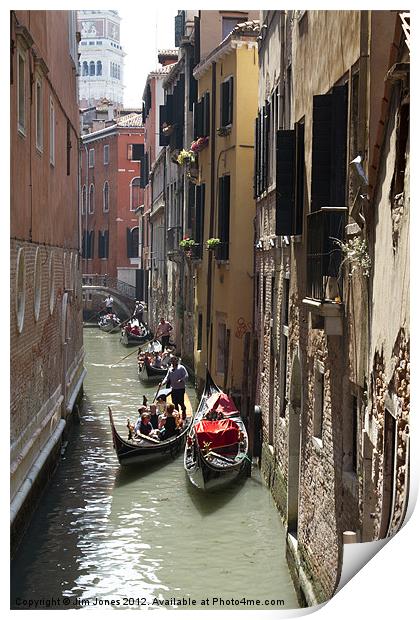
[
  {"left": 120, "top": 320, "right": 153, "bottom": 346},
  {"left": 98, "top": 314, "right": 121, "bottom": 332},
  {"left": 108, "top": 391, "right": 192, "bottom": 467},
  {"left": 184, "top": 372, "right": 249, "bottom": 490},
  {"left": 138, "top": 361, "right": 168, "bottom": 382}
]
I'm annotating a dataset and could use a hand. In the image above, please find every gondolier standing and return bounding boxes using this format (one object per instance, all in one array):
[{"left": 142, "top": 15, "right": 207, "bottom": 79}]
[
  {"left": 155, "top": 317, "right": 173, "bottom": 350},
  {"left": 161, "top": 357, "right": 188, "bottom": 419},
  {"left": 104, "top": 294, "right": 114, "bottom": 314}
]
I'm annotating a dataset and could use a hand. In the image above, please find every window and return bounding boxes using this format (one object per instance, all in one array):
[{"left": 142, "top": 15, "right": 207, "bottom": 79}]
[
  {"left": 82, "top": 230, "right": 95, "bottom": 259},
  {"left": 81, "top": 185, "right": 87, "bottom": 215},
  {"left": 49, "top": 98, "right": 55, "bottom": 166},
  {"left": 17, "top": 49, "right": 26, "bottom": 134},
  {"left": 217, "top": 176, "right": 230, "bottom": 260},
  {"left": 88, "top": 148, "right": 95, "bottom": 168},
  {"left": 96, "top": 60, "right": 102, "bottom": 76},
  {"left": 82, "top": 61, "right": 88, "bottom": 75},
  {"left": 16, "top": 248, "right": 26, "bottom": 333},
  {"left": 275, "top": 121, "right": 304, "bottom": 236},
  {"left": 128, "top": 143, "right": 144, "bottom": 161},
  {"left": 88, "top": 183, "right": 95, "bottom": 213},
  {"left": 35, "top": 78, "right": 43, "bottom": 151},
  {"left": 34, "top": 248, "right": 42, "bottom": 321},
  {"left": 103, "top": 181, "right": 109, "bottom": 212},
  {"left": 220, "top": 77, "right": 233, "bottom": 127},
  {"left": 130, "top": 177, "right": 141, "bottom": 210},
  {"left": 104, "top": 144, "right": 109, "bottom": 165},
  {"left": 89, "top": 61, "right": 95, "bottom": 76},
  {"left": 222, "top": 17, "right": 242, "bottom": 39},
  {"left": 193, "top": 92, "right": 210, "bottom": 139},
  {"left": 127, "top": 227, "right": 139, "bottom": 258},
  {"left": 313, "top": 361, "right": 325, "bottom": 444},
  {"left": 194, "top": 184, "right": 205, "bottom": 259},
  {"left": 98, "top": 230, "right": 109, "bottom": 258},
  {"left": 311, "top": 84, "right": 348, "bottom": 212}
]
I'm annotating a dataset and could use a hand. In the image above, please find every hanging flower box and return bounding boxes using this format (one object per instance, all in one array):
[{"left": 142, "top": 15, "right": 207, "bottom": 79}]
[
  {"left": 179, "top": 237, "right": 196, "bottom": 251},
  {"left": 191, "top": 136, "right": 209, "bottom": 153},
  {"left": 177, "top": 149, "right": 195, "bottom": 166},
  {"left": 206, "top": 237, "right": 221, "bottom": 251}
]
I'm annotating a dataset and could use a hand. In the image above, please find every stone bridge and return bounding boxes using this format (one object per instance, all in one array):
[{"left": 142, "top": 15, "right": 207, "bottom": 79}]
[{"left": 82, "top": 274, "right": 137, "bottom": 319}]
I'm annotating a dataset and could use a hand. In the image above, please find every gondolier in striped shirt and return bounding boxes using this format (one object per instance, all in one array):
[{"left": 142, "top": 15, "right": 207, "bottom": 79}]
[
  {"left": 155, "top": 317, "right": 173, "bottom": 350},
  {"left": 161, "top": 357, "right": 188, "bottom": 419}
]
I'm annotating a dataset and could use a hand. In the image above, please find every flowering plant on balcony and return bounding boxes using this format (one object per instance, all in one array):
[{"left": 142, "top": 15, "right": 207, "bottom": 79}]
[
  {"left": 333, "top": 236, "right": 371, "bottom": 278},
  {"left": 191, "top": 136, "right": 209, "bottom": 153},
  {"left": 177, "top": 149, "right": 195, "bottom": 166},
  {"left": 206, "top": 237, "right": 221, "bottom": 250},
  {"left": 179, "top": 237, "right": 196, "bottom": 251}
]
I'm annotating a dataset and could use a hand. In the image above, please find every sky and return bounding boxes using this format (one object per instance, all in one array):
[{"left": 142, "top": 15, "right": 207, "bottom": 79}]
[{"left": 118, "top": 8, "right": 176, "bottom": 108}]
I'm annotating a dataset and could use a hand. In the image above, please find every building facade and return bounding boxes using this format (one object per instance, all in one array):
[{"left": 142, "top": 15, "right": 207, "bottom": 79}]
[
  {"left": 253, "top": 9, "right": 410, "bottom": 605},
  {"left": 77, "top": 10, "right": 124, "bottom": 109},
  {"left": 80, "top": 113, "right": 145, "bottom": 315},
  {"left": 10, "top": 10, "right": 85, "bottom": 548},
  {"left": 191, "top": 21, "right": 259, "bottom": 404}
]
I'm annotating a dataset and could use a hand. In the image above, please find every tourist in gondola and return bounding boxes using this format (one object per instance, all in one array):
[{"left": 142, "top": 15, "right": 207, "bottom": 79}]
[
  {"left": 158, "top": 403, "right": 179, "bottom": 441},
  {"left": 155, "top": 317, "right": 173, "bottom": 350},
  {"left": 149, "top": 404, "right": 159, "bottom": 430},
  {"left": 161, "top": 356, "right": 188, "bottom": 421}
]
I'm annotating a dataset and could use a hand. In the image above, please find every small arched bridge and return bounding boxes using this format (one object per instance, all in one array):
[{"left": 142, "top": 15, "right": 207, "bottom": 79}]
[{"left": 82, "top": 274, "right": 137, "bottom": 319}]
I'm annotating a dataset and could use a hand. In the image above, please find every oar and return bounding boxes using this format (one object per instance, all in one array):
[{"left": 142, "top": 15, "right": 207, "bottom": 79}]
[
  {"left": 152, "top": 381, "right": 163, "bottom": 404},
  {"left": 108, "top": 315, "right": 132, "bottom": 334},
  {"left": 109, "top": 341, "right": 148, "bottom": 368}
]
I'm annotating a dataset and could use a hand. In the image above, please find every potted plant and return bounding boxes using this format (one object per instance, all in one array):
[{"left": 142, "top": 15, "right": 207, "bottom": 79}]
[
  {"left": 206, "top": 237, "right": 221, "bottom": 251},
  {"left": 177, "top": 149, "right": 195, "bottom": 166},
  {"left": 179, "top": 237, "right": 196, "bottom": 252},
  {"left": 191, "top": 136, "right": 209, "bottom": 154}
]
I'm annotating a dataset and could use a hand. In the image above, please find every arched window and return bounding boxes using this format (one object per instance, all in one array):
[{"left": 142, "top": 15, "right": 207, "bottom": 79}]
[
  {"left": 96, "top": 60, "right": 102, "bottom": 76},
  {"left": 127, "top": 226, "right": 139, "bottom": 258},
  {"left": 117, "top": 65, "right": 120, "bottom": 80},
  {"left": 130, "top": 177, "right": 141, "bottom": 210},
  {"left": 89, "top": 183, "right": 95, "bottom": 213},
  {"left": 103, "top": 181, "right": 109, "bottom": 212},
  {"left": 82, "top": 61, "right": 88, "bottom": 76},
  {"left": 89, "top": 61, "right": 95, "bottom": 76},
  {"left": 82, "top": 184, "right": 87, "bottom": 215},
  {"left": 110, "top": 62, "right": 114, "bottom": 78}
]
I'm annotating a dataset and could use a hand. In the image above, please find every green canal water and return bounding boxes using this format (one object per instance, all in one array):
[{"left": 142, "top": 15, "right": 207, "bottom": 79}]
[{"left": 10, "top": 329, "right": 298, "bottom": 610}]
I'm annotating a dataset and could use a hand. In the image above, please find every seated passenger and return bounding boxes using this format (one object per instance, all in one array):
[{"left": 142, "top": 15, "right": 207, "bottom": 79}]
[
  {"left": 149, "top": 404, "right": 159, "bottom": 430},
  {"left": 159, "top": 403, "right": 179, "bottom": 441},
  {"left": 133, "top": 406, "right": 148, "bottom": 435},
  {"left": 153, "top": 353, "right": 162, "bottom": 368}
]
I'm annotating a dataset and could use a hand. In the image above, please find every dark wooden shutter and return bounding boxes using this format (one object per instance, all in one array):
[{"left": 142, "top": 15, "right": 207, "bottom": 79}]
[
  {"left": 89, "top": 231, "right": 95, "bottom": 259},
  {"left": 294, "top": 121, "right": 305, "bottom": 235},
  {"left": 228, "top": 77, "right": 234, "bottom": 125},
  {"left": 218, "top": 176, "right": 230, "bottom": 260},
  {"left": 262, "top": 105, "right": 267, "bottom": 192},
  {"left": 127, "top": 227, "right": 132, "bottom": 258},
  {"left": 132, "top": 143, "right": 144, "bottom": 161},
  {"left": 159, "top": 104, "right": 170, "bottom": 146},
  {"left": 204, "top": 92, "right": 210, "bottom": 136},
  {"left": 254, "top": 116, "right": 259, "bottom": 199},
  {"left": 187, "top": 181, "right": 195, "bottom": 230},
  {"left": 265, "top": 101, "right": 271, "bottom": 190},
  {"left": 105, "top": 230, "right": 109, "bottom": 258},
  {"left": 166, "top": 94, "right": 174, "bottom": 125},
  {"left": 189, "top": 58, "right": 197, "bottom": 111},
  {"left": 175, "top": 13, "right": 184, "bottom": 47},
  {"left": 140, "top": 155, "right": 146, "bottom": 188},
  {"left": 330, "top": 84, "right": 348, "bottom": 207},
  {"left": 221, "top": 81, "right": 229, "bottom": 127},
  {"left": 276, "top": 129, "right": 296, "bottom": 235},
  {"left": 98, "top": 231, "right": 103, "bottom": 259},
  {"left": 257, "top": 111, "right": 262, "bottom": 197},
  {"left": 194, "top": 16, "right": 200, "bottom": 66},
  {"left": 311, "top": 93, "right": 332, "bottom": 212}
]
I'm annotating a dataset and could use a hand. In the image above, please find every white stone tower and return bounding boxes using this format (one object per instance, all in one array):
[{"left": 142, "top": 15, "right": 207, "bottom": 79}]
[{"left": 77, "top": 10, "right": 125, "bottom": 109}]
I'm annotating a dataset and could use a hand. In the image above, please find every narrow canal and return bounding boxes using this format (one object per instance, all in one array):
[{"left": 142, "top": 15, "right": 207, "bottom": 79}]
[{"left": 11, "top": 329, "right": 298, "bottom": 610}]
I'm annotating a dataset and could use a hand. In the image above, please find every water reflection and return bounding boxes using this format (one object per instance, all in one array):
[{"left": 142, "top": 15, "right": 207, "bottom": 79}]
[{"left": 11, "top": 329, "right": 298, "bottom": 610}]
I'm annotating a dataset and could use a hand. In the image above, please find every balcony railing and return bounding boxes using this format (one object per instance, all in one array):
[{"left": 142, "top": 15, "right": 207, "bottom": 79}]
[
  {"left": 166, "top": 226, "right": 182, "bottom": 255},
  {"left": 306, "top": 207, "right": 347, "bottom": 301},
  {"left": 82, "top": 274, "right": 137, "bottom": 300}
]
